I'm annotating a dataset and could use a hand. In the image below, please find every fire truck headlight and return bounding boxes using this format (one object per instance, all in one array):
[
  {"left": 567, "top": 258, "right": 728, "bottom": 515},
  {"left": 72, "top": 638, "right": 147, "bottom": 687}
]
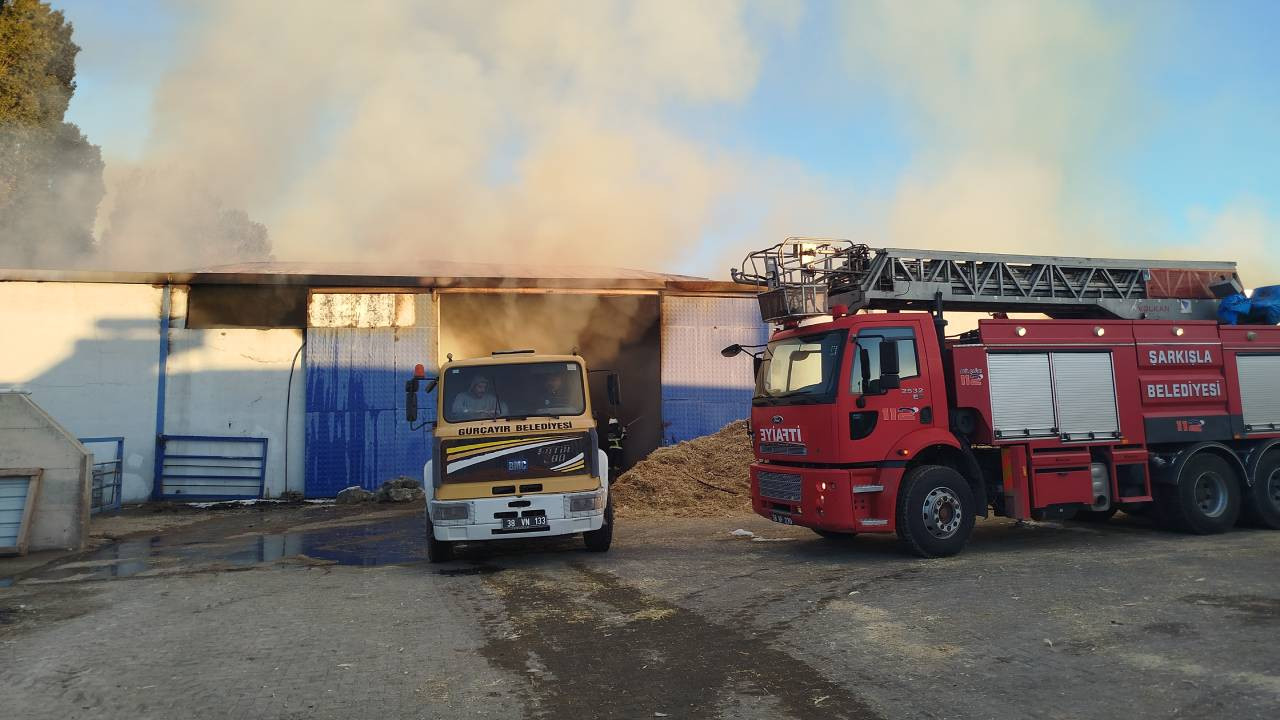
[{"left": 430, "top": 502, "right": 470, "bottom": 522}]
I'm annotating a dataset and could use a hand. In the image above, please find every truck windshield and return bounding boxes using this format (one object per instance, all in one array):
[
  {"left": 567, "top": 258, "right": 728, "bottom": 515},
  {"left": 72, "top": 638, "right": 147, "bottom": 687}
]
[
  {"left": 443, "top": 362, "right": 586, "bottom": 422},
  {"left": 753, "top": 330, "right": 847, "bottom": 405}
]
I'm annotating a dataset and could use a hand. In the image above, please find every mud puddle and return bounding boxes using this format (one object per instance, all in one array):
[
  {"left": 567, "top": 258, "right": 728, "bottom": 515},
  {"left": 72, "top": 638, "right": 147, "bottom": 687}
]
[{"left": 6, "top": 515, "right": 432, "bottom": 584}]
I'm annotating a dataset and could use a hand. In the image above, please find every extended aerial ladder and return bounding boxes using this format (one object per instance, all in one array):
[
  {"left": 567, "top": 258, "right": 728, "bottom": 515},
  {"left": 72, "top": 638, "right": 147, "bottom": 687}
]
[{"left": 731, "top": 238, "right": 1244, "bottom": 324}]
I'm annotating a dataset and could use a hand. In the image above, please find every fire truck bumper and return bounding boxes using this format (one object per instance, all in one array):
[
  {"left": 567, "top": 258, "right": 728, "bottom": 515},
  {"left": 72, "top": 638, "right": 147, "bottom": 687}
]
[{"left": 750, "top": 462, "right": 903, "bottom": 534}]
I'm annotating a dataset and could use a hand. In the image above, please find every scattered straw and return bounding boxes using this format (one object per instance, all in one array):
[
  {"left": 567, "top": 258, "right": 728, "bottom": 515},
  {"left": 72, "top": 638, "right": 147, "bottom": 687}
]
[{"left": 613, "top": 420, "right": 753, "bottom": 517}]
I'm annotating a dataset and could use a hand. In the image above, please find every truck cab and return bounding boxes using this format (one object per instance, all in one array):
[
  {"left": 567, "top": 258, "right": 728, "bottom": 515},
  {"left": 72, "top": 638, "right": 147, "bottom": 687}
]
[
  {"left": 406, "top": 352, "right": 615, "bottom": 562},
  {"left": 748, "top": 311, "right": 973, "bottom": 553}
]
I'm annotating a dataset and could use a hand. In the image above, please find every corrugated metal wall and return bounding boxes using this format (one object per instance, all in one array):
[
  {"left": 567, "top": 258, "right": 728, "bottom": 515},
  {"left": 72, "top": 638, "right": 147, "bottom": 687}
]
[
  {"left": 304, "top": 294, "right": 436, "bottom": 497},
  {"left": 660, "top": 295, "right": 767, "bottom": 444}
]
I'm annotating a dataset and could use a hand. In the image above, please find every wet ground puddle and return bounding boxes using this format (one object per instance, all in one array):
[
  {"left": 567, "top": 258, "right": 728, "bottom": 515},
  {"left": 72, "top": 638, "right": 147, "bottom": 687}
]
[{"left": 6, "top": 515, "right": 433, "bottom": 584}]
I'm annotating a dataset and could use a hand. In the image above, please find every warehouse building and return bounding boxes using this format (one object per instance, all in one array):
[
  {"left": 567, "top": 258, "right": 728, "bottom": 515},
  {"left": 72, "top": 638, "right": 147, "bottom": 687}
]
[{"left": 0, "top": 262, "right": 766, "bottom": 505}]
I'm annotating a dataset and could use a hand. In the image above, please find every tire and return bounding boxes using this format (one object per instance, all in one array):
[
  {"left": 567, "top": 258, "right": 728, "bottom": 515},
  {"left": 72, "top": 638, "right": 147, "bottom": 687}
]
[
  {"left": 812, "top": 529, "right": 857, "bottom": 540},
  {"left": 1154, "top": 453, "right": 1241, "bottom": 534},
  {"left": 1075, "top": 507, "right": 1118, "bottom": 522},
  {"left": 425, "top": 519, "right": 454, "bottom": 563},
  {"left": 1242, "top": 452, "right": 1280, "bottom": 529},
  {"left": 583, "top": 497, "right": 613, "bottom": 553},
  {"left": 896, "top": 464, "right": 975, "bottom": 558}
]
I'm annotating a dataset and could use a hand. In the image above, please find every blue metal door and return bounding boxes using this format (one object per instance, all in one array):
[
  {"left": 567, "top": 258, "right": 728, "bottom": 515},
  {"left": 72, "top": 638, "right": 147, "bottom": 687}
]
[
  {"left": 304, "top": 327, "right": 434, "bottom": 497},
  {"left": 660, "top": 296, "right": 768, "bottom": 444}
]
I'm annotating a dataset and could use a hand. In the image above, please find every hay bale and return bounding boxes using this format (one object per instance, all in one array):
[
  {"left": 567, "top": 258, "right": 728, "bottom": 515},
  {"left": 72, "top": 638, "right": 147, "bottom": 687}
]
[{"left": 613, "top": 420, "right": 753, "bottom": 517}]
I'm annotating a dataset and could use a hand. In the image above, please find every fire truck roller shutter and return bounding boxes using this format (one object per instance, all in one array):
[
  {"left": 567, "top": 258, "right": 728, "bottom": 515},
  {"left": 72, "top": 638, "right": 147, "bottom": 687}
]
[
  {"left": 987, "top": 354, "right": 1056, "bottom": 439},
  {"left": 1236, "top": 355, "right": 1280, "bottom": 432},
  {"left": 1051, "top": 352, "right": 1120, "bottom": 441}
]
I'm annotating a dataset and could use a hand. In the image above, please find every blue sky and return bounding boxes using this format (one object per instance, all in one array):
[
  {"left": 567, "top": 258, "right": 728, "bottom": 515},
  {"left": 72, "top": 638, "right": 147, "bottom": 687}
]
[{"left": 55, "top": 1, "right": 1278, "bottom": 276}]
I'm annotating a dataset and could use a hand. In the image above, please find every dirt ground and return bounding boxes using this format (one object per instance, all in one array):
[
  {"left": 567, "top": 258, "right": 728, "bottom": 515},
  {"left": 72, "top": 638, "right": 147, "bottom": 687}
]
[{"left": 2, "top": 503, "right": 1278, "bottom": 719}]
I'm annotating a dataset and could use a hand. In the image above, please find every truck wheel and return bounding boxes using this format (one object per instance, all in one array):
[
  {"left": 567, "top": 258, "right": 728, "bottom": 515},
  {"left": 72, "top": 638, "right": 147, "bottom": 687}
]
[
  {"left": 896, "top": 465, "right": 975, "bottom": 558},
  {"left": 1155, "top": 453, "right": 1241, "bottom": 534},
  {"left": 583, "top": 498, "right": 614, "bottom": 553},
  {"left": 425, "top": 519, "right": 454, "bottom": 563},
  {"left": 813, "top": 529, "right": 857, "bottom": 540},
  {"left": 1242, "top": 452, "right": 1280, "bottom": 529}
]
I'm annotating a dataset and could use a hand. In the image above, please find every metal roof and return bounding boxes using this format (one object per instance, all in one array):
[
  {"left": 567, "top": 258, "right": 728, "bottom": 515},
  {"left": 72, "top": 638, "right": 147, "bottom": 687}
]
[{"left": 0, "top": 260, "right": 756, "bottom": 294}]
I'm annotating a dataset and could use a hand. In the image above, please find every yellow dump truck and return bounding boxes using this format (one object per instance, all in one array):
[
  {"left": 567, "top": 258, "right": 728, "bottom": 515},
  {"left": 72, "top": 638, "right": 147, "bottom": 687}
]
[{"left": 405, "top": 351, "right": 617, "bottom": 562}]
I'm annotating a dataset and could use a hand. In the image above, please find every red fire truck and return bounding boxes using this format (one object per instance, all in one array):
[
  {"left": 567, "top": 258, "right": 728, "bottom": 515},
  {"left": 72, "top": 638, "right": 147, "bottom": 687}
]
[{"left": 727, "top": 241, "right": 1280, "bottom": 557}]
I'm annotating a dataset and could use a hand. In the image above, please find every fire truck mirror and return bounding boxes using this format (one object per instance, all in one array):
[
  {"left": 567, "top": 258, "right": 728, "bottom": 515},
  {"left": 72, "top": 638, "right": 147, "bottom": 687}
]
[
  {"left": 859, "top": 347, "right": 872, "bottom": 389},
  {"left": 606, "top": 373, "right": 623, "bottom": 406},
  {"left": 721, "top": 343, "right": 744, "bottom": 358},
  {"left": 405, "top": 378, "right": 419, "bottom": 423},
  {"left": 879, "top": 340, "right": 901, "bottom": 377}
]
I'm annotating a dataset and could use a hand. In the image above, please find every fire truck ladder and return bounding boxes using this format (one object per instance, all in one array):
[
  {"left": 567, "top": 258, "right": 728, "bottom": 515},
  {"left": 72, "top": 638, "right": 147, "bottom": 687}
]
[{"left": 731, "top": 239, "right": 1243, "bottom": 324}]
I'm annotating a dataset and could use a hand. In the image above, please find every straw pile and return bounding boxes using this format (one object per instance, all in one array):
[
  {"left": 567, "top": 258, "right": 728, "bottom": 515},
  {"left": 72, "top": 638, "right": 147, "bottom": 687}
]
[{"left": 613, "top": 420, "right": 753, "bottom": 517}]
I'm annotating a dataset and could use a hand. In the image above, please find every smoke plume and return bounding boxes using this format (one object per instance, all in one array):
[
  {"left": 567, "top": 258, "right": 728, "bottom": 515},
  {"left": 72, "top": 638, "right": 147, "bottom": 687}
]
[{"left": 84, "top": 0, "right": 1277, "bottom": 284}]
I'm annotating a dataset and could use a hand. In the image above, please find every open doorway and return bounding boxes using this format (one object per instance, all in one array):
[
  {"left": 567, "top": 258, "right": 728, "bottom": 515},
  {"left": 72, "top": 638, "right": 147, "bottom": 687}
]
[{"left": 438, "top": 292, "right": 661, "bottom": 469}]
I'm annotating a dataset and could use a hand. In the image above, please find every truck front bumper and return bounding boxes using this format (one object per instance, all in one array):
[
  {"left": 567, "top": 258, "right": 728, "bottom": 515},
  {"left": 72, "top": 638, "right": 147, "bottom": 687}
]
[
  {"left": 429, "top": 490, "right": 605, "bottom": 542},
  {"left": 750, "top": 462, "right": 904, "bottom": 534}
]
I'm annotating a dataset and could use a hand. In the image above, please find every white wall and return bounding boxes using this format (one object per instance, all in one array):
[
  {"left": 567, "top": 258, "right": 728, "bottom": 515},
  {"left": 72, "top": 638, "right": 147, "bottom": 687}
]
[
  {"left": 0, "top": 282, "right": 161, "bottom": 502},
  {"left": 165, "top": 327, "right": 305, "bottom": 497}
]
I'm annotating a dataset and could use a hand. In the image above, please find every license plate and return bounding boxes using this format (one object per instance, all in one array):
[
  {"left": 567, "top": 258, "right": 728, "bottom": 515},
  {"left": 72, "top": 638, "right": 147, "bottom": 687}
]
[
  {"left": 501, "top": 516, "right": 549, "bottom": 530},
  {"left": 770, "top": 512, "right": 794, "bottom": 525}
]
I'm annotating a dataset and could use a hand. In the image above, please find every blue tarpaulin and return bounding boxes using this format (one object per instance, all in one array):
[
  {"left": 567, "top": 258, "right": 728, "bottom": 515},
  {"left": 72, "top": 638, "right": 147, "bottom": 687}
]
[{"left": 1218, "top": 285, "right": 1280, "bottom": 325}]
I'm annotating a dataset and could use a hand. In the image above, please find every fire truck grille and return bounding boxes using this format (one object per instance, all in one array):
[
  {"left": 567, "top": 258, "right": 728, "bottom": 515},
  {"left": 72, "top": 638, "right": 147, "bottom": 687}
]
[
  {"left": 757, "top": 471, "right": 802, "bottom": 502},
  {"left": 760, "top": 442, "right": 807, "bottom": 456}
]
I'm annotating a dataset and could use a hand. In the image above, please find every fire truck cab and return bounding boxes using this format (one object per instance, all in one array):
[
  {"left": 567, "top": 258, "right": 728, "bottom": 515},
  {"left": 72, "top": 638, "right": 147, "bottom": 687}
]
[{"left": 733, "top": 241, "right": 1280, "bottom": 557}]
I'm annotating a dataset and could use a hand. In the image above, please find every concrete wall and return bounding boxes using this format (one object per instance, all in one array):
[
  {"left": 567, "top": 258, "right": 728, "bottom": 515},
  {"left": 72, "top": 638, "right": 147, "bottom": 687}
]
[
  {"left": 0, "top": 392, "right": 92, "bottom": 551},
  {"left": 165, "top": 326, "right": 305, "bottom": 497},
  {"left": 0, "top": 282, "right": 161, "bottom": 502}
]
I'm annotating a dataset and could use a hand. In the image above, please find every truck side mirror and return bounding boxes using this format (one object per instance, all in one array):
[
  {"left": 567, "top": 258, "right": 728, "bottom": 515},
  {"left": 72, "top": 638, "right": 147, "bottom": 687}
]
[
  {"left": 879, "top": 341, "right": 901, "bottom": 390},
  {"left": 607, "top": 373, "right": 623, "bottom": 406},
  {"left": 721, "top": 343, "right": 743, "bottom": 358},
  {"left": 859, "top": 347, "right": 872, "bottom": 389},
  {"left": 405, "top": 378, "right": 419, "bottom": 423}
]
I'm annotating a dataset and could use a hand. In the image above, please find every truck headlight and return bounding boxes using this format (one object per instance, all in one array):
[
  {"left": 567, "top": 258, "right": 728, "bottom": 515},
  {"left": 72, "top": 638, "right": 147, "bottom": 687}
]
[
  {"left": 568, "top": 493, "right": 604, "bottom": 513},
  {"left": 430, "top": 502, "right": 470, "bottom": 521}
]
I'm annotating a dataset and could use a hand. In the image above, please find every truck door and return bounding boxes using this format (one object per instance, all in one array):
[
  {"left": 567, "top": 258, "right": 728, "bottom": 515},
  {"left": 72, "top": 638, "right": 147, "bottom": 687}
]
[{"left": 844, "top": 326, "right": 935, "bottom": 454}]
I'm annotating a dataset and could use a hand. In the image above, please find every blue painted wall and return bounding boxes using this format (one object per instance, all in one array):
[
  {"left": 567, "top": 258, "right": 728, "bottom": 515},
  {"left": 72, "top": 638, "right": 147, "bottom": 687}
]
[
  {"left": 304, "top": 327, "right": 435, "bottom": 497},
  {"left": 660, "top": 296, "right": 768, "bottom": 444}
]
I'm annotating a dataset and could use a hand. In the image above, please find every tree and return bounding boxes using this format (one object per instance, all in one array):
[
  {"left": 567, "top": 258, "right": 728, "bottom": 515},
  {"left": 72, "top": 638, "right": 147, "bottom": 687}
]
[
  {"left": 103, "top": 169, "right": 274, "bottom": 268},
  {"left": 0, "top": 0, "right": 104, "bottom": 267}
]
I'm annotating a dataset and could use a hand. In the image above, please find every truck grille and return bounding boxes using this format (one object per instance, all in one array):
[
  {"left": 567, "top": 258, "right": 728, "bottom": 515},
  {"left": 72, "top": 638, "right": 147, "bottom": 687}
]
[
  {"left": 757, "top": 471, "right": 802, "bottom": 502},
  {"left": 760, "top": 442, "right": 806, "bottom": 456}
]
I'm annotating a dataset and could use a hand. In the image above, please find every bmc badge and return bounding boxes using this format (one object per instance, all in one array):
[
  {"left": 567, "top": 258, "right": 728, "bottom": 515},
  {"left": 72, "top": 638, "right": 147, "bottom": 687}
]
[{"left": 771, "top": 415, "right": 783, "bottom": 424}]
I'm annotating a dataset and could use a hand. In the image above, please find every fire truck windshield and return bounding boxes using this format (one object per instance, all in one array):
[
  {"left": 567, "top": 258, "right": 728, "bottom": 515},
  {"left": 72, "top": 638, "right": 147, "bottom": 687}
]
[
  {"left": 443, "top": 362, "right": 586, "bottom": 422},
  {"left": 753, "top": 330, "right": 847, "bottom": 405}
]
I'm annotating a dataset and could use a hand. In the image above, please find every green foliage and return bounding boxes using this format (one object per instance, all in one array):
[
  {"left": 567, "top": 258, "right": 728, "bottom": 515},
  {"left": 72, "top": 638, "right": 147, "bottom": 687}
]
[{"left": 0, "top": 0, "right": 103, "bottom": 267}]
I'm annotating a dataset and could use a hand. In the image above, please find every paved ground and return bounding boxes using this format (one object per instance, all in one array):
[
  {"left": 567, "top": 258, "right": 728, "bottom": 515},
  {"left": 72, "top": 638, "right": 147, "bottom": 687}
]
[{"left": 1, "top": 505, "right": 1278, "bottom": 719}]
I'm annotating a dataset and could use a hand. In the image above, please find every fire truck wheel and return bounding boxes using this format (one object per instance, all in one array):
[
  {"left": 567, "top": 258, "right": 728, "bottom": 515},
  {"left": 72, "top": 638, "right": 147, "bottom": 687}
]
[
  {"left": 1242, "top": 452, "right": 1280, "bottom": 529},
  {"left": 426, "top": 520, "right": 455, "bottom": 563},
  {"left": 812, "top": 529, "right": 857, "bottom": 540},
  {"left": 1156, "top": 453, "right": 1241, "bottom": 534},
  {"left": 583, "top": 498, "right": 614, "bottom": 553},
  {"left": 896, "top": 464, "right": 975, "bottom": 558}
]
